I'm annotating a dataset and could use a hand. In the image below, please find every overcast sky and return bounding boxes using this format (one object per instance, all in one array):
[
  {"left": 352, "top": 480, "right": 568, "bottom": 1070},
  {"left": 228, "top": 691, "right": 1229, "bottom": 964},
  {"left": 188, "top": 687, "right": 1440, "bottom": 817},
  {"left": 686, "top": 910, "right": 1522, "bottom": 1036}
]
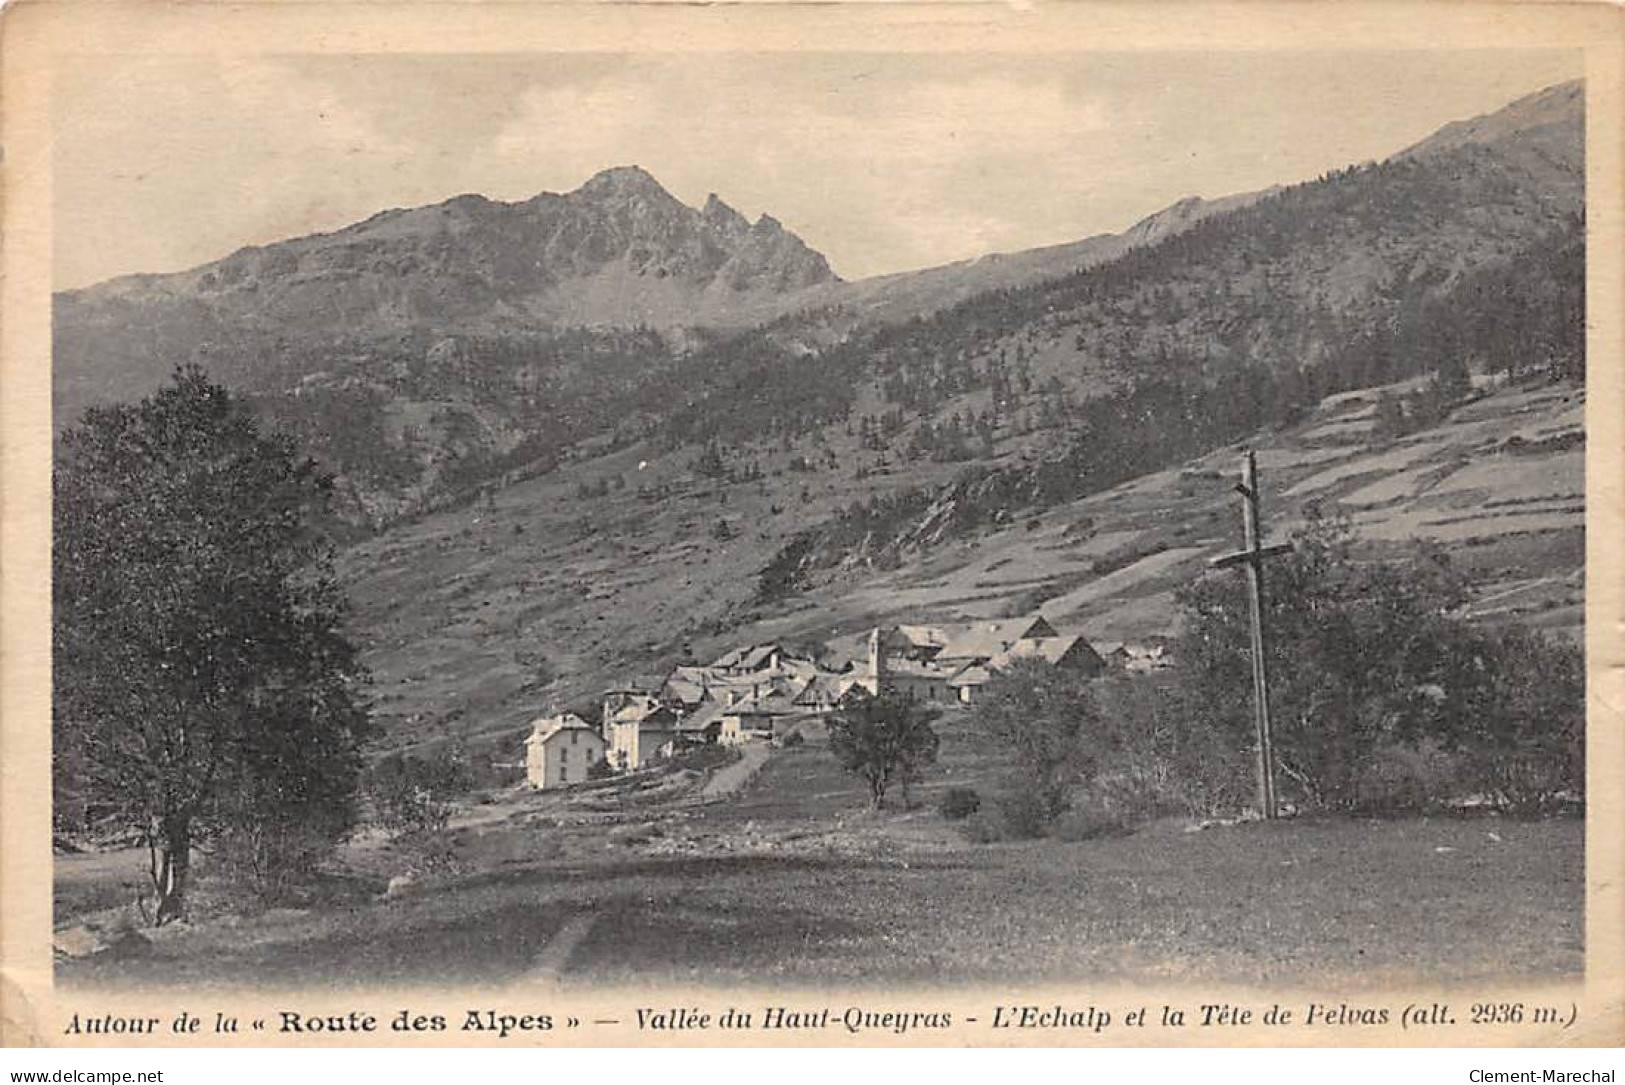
[{"left": 53, "top": 49, "right": 1582, "bottom": 289}]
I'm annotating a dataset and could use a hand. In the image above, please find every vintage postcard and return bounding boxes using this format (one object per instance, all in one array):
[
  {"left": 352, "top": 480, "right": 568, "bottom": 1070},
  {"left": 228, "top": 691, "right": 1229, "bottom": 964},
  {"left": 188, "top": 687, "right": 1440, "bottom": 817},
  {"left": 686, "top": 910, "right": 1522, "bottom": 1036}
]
[{"left": 2, "top": 0, "right": 1622, "bottom": 1050}]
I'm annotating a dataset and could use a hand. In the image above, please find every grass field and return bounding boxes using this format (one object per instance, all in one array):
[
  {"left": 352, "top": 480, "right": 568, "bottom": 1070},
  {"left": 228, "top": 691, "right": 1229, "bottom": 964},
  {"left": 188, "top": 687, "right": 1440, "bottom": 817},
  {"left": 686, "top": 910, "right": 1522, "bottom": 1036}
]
[
  {"left": 57, "top": 809, "right": 1583, "bottom": 991},
  {"left": 561, "top": 816, "right": 1583, "bottom": 990},
  {"left": 57, "top": 719, "right": 1583, "bottom": 991}
]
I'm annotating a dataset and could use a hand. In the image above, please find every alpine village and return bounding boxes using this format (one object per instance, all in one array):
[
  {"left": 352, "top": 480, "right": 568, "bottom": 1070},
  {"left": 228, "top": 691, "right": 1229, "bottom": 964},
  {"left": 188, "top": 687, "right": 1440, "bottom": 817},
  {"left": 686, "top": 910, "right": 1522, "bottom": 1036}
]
[{"left": 50, "top": 79, "right": 1587, "bottom": 992}]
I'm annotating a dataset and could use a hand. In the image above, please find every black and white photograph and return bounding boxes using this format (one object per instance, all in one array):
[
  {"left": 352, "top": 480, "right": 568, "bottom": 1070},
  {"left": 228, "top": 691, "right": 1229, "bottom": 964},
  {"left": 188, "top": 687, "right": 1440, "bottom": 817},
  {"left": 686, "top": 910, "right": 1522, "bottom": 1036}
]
[{"left": 4, "top": 0, "right": 1620, "bottom": 1052}]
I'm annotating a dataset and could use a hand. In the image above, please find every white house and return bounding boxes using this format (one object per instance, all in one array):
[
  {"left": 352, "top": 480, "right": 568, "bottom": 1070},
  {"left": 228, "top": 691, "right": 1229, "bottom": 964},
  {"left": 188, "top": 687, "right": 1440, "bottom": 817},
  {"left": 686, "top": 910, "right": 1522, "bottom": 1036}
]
[
  {"left": 605, "top": 696, "right": 682, "bottom": 770},
  {"left": 525, "top": 713, "right": 607, "bottom": 790}
]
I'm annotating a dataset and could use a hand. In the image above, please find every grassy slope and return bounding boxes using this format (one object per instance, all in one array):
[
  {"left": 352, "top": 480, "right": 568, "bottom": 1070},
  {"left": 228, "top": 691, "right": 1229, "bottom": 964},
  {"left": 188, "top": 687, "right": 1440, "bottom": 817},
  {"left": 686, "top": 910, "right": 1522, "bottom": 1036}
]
[
  {"left": 59, "top": 752, "right": 1582, "bottom": 990},
  {"left": 338, "top": 373, "right": 1585, "bottom": 760},
  {"left": 56, "top": 642, "right": 1581, "bottom": 990}
]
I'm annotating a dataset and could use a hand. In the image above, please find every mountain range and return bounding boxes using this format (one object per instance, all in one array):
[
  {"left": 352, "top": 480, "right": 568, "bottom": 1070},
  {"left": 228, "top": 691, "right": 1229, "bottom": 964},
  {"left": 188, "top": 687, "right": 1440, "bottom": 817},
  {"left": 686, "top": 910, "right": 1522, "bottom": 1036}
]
[
  {"left": 53, "top": 80, "right": 1584, "bottom": 531},
  {"left": 52, "top": 161, "right": 1283, "bottom": 429}
]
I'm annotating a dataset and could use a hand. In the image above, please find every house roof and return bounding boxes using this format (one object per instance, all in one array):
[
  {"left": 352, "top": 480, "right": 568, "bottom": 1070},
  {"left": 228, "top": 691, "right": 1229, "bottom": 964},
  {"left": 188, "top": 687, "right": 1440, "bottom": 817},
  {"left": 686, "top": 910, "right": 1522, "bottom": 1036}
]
[
  {"left": 709, "top": 642, "right": 787, "bottom": 671},
  {"left": 945, "top": 634, "right": 1104, "bottom": 685},
  {"left": 947, "top": 663, "right": 993, "bottom": 688},
  {"left": 936, "top": 617, "right": 1058, "bottom": 661},
  {"left": 740, "top": 644, "right": 781, "bottom": 670},
  {"left": 778, "top": 657, "right": 821, "bottom": 679},
  {"left": 793, "top": 673, "right": 853, "bottom": 705},
  {"left": 991, "top": 634, "right": 1103, "bottom": 670},
  {"left": 894, "top": 624, "right": 950, "bottom": 649},
  {"left": 610, "top": 698, "right": 678, "bottom": 727},
  {"left": 883, "top": 658, "right": 954, "bottom": 679},
  {"left": 527, "top": 713, "right": 601, "bottom": 744},
  {"left": 726, "top": 687, "right": 802, "bottom": 717},
  {"left": 676, "top": 700, "right": 729, "bottom": 733},
  {"left": 661, "top": 677, "right": 708, "bottom": 706},
  {"left": 707, "top": 646, "right": 750, "bottom": 670}
]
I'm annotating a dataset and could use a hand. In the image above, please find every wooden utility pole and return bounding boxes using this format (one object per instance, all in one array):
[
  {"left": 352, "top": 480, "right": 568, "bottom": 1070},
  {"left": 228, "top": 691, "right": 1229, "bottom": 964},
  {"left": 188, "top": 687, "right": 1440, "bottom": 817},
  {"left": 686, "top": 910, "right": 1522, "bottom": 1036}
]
[{"left": 1210, "top": 450, "right": 1292, "bottom": 819}]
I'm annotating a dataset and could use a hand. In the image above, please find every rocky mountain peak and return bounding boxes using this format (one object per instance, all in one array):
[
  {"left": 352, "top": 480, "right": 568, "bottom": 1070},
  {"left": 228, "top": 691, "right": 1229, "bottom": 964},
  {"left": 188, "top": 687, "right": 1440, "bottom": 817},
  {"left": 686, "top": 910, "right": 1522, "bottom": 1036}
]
[
  {"left": 1399, "top": 79, "right": 1582, "bottom": 162},
  {"left": 702, "top": 193, "right": 751, "bottom": 235},
  {"left": 575, "top": 164, "right": 673, "bottom": 201}
]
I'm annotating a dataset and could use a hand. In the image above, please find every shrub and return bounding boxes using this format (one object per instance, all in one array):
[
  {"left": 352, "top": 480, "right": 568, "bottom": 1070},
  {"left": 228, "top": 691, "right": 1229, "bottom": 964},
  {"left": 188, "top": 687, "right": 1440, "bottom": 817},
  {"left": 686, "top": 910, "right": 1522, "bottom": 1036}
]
[
  {"left": 1050, "top": 795, "right": 1135, "bottom": 842},
  {"left": 1091, "top": 677, "right": 1254, "bottom": 818},
  {"left": 974, "top": 659, "right": 1101, "bottom": 819},
  {"left": 778, "top": 729, "right": 805, "bottom": 749},
  {"left": 667, "top": 743, "right": 739, "bottom": 773},
  {"left": 937, "top": 787, "right": 982, "bottom": 820},
  {"left": 1444, "top": 626, "right": 1584, "bottom": 815},
  {"left": 364, "top": 747, "right": 470, "bottom": 876},
  {"left": 958, "top": 811, "right": 1005, "bottom": 844},
  {"left": 586, "top": 756, "right": 617, "bottom": 781},
  {"left": 1349, "top": 742, "right": 1463, "bottom": 815},
  {"left": 993, "top": 789, "right": 1052, "bottom": 840},
  {"left": 199, "top": 817, "right": 339, "bottom": 912}
]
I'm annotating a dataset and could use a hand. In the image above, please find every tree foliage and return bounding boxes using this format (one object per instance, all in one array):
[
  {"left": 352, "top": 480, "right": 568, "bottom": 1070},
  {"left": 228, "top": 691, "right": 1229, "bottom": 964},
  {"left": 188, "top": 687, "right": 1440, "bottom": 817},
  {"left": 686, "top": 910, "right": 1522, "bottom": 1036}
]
[
  {"left": 973, "top": 658, "right": 1105, "bottom": 821},
  {"left": 53, "top": 367, "right": 373, "bottom": 920},
  {"left": 1175, "top": 510, "right": 1582, "bottom": 813},
  {"left": 824, "top": 688, "right": 940, "bottom": 809},
  {"left": 363, "top": 745, "right": 471, "bottom": 874}
]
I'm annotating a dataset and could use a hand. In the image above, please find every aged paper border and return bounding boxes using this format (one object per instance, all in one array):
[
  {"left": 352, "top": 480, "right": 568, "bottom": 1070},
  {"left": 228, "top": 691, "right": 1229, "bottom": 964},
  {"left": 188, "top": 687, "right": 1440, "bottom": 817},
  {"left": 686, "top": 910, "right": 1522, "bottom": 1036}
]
[{"left": 2, "top": 0, "right": 1622, "bottom": 1049}]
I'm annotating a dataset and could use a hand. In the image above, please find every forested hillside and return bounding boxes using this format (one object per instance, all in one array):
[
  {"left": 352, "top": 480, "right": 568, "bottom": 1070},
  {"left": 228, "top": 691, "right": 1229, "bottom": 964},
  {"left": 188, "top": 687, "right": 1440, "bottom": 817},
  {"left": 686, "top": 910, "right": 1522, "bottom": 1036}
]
[{"left": 756, "top": 211, "right": 1583, "bottom": 595}]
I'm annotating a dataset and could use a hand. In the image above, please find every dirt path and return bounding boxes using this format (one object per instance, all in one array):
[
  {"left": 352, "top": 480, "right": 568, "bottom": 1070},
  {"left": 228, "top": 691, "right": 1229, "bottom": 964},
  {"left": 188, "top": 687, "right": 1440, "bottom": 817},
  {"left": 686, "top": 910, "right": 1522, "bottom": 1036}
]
[
  {"left": 700, "top": 742, "right": 774, "bottom": 800},
  {"left": 524, "top": 910, "right": 598, "bottom": 985}
]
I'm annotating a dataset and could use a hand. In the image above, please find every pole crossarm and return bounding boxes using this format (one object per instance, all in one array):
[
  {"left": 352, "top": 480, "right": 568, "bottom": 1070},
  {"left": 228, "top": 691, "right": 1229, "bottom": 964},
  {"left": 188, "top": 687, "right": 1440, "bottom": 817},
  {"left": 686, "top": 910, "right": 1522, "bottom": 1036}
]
[{"left": 1209, "top": 541, "right": 1294, "bottom": 570}]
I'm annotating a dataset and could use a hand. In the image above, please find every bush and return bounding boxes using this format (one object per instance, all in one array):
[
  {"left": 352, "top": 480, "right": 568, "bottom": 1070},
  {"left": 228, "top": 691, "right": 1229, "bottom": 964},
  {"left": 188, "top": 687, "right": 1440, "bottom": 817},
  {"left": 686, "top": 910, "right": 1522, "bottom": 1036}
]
[
  {"left": 973, "top": 659, "right": 1100, "bottom": 819},
  {"left": 778, "top": 729, "right": 805, "bottom": 748},
  {"left": 1090, "top": 677, "right": 1254, "bottom": 819},
  {"left": 586, "top": 756, "right": 617, "bottom": 781},
  {"left": 958, "top": 811, "right": 1005, "bottom": 844},
  {"left": 364, "top": 748, "right": 470, "bottom": 876},
  {"left": 1050, "top": 795, "right": 1136, "bottom": 842},
  {"left": 1349, "top": 742, "right": 1463, "bottom": 815},
  {"left": 993, "top": 789, "right": 1052, "bottom": 840},
  {"left": 198, "top": 818, "right": 339, "bottom": 912},
  {"left": 666, "top": 743, "right": 739, "bottom": 773},
  {"left": 937, "top": 787, "right": 982, "bottom": 820},
  {"left": 1446, "top": 626, "right": 1584, "bottom": 815}
]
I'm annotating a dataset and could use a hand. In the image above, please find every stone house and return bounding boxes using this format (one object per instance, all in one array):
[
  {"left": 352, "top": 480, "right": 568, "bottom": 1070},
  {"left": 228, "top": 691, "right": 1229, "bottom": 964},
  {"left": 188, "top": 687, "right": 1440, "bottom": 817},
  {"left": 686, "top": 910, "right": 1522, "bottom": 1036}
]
[
  {"left": 525, "top": 713, "right": 607, "bottom": 790},
  {"left": 605, "top": 695, "right": 682, "bottom": 770}
]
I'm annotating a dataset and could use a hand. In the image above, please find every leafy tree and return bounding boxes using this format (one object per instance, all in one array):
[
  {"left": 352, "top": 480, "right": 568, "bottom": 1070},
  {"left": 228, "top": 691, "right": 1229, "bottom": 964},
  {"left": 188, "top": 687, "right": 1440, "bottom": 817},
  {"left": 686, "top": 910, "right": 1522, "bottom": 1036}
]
[
  {"left": 1425, "top": 624, "right": 1583, "bottom": 813},
  {"left": 1175, "top": 509, "right": 1580, "bottom": 812},
  {"left": 363, "top": 746, "right": 470, "bottom": 874},
  {"left": 825, "top": 688, "right": 940, "bottom": 809},
  {"left": 53, "top": 367, "right": 372, "bottom": 921},
  {"left": 974, "top": 658, "right": 1104, "bottom": 820},
  {"left": 1176, "top": 511, "right": 1459, "bottom": 809}
]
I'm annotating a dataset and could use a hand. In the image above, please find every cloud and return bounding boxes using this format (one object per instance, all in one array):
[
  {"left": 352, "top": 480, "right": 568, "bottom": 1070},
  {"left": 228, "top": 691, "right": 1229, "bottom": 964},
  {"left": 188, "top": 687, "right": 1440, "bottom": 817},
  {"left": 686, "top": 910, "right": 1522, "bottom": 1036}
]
[
  {"left": 484, "top": 61, "right": 1118, "bottom": 276},
  {"left": 54, "top": 49, "right": 1584, "bottom": 287},
  {"left": 54, "top": 57, "right": 415, "bottom": 286}
]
